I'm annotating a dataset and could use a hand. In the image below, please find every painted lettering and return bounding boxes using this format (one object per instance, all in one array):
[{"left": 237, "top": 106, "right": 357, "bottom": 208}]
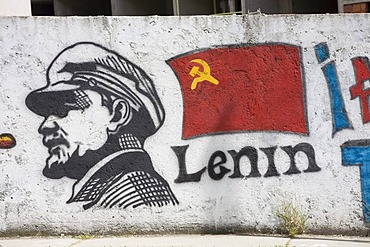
[
  {"left": 172, "top": 145, "right": 206, "bottom": 183},
  {"left": 341, "top": 139, "right": 370, "bottom": 223},
  {"left": 228, "top": 147, "right": 261, "bottom": 178},
  {"left": 260, "top": 146, "right": 280, "bottom": 177},
  {"left": 282, "top": 143, "right": 321, "bottom": 175},
  {"left": 315, "top": 42, "right": 351, "bottom": 135},
  {"left": 172, "top": 143, "right": 320, "bottom": 183},
  {"left": 208, "top": 151, "right": 230, "bottom": 180},
  {"left": 350, "top": 57, "right": 370, "bottom": 124}
]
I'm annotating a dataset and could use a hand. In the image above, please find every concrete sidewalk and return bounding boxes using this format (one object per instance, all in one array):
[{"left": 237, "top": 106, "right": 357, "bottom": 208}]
[{"left": 0, "top": 234, "right": 369, "bottom": 247}]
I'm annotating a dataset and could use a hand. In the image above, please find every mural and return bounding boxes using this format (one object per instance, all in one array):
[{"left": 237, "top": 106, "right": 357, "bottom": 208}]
[
  {"left": 167, "top": 44, "right": 308, "bottom": 139},
  {"left": 167, "top": 42, "right": 370, "bottom": 224},
  {"left": 4, "top": 14, "right": 370, "bottom": 235},
  {"left": 25, "top": 42, "right": 178, "bottom": 210},
  {"left": 0, "top": 17, "right": 370, "bottom": 232},
  {"left": 23, "top": 41, "right": 367, "bottom": 216}
]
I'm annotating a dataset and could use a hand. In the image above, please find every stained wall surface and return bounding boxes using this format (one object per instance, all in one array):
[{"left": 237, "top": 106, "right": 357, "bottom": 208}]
[{"left": 1, "top": 15, "right": 370, "bottom": 235}]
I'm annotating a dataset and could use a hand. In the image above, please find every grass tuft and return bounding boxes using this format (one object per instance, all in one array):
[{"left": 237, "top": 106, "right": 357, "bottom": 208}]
[
  {"left": 73, "top": 234, "right": 95, "bottom": 240},
  {"left": 275, "top": 200, "right": 308, "bottom": 238}
]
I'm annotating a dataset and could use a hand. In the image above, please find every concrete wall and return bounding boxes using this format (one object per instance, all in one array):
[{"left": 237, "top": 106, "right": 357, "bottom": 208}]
[{"left": 1, "top": 14, "right": 370, "bottom": 236}]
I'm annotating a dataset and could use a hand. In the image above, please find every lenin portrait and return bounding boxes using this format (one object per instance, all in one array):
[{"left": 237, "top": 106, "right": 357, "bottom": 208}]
[{"left": 26, "top": 42, "right": 178, "bottom": 210}]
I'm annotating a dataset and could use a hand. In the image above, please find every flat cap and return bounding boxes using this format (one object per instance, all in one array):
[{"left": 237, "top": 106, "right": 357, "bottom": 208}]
[{"left": 26, "top": 42, "right": 165, "bottom": 131}]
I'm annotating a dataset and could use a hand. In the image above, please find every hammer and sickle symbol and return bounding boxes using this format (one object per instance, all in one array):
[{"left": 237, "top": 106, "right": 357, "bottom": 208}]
[{"left": 189, "top": 59, "right": 219, "bottom": 90}]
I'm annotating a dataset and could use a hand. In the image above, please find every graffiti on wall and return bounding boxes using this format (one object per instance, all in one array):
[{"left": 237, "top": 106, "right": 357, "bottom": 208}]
[
  {"left": 25, "top": 42, "right": 178, "bottom": 210},
  {"left": 167, "top": 44, "right": 308, "bottom": 139},
  {"left": 314, "top": 43, "right": 352, "bottom": 136},
  {"left": 341, "top": 140, "right": 370, "bottom": 222},
  {"left": 0, "top": 133, "right": 16, "bottom": 149},
  {"left": 15, "top": 38, "right": 370, "bottom": 221},
  {"left": 313, "top": 43, "right": 370, "bottom": 223},
  {"left": 171, "top": 143, "right": 320, "bottom": 183},
  {"left": 167, "top": 44, "right": 320, "bottom": 183},
  {"left": 167, "top": 42, "right": 370, "bottom": 223},
  {"left": 350, "top": 56, "right": 370, "bottom": 124}
]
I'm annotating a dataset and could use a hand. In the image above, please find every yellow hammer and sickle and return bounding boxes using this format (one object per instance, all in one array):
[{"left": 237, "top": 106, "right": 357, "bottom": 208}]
[{"left": 189, "top": 59, "right": 219, "bottom": 90}]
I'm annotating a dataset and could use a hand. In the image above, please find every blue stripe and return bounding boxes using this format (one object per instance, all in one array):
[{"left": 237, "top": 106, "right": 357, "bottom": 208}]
[
  {"left": 315, "top": 43, "right": 329, "bottom": 63},
  {"left": 342, "top": 145, "right": 370, "bottom": 222},
  {"left": 322, "top": 63, "right": 351, "bottom": 133}
]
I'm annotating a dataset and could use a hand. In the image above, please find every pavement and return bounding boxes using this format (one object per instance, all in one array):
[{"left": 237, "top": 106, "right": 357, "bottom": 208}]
[{"left": 0, "top": 234, "right": 369, "bottom": 247}]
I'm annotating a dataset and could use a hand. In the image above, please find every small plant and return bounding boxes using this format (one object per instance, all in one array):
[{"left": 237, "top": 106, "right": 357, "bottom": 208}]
[
  {"left": 273, "top": 244, "right": 292, "bottom": 247},
  {"left": 73, "top": 234, "right": 95, "bottom": 240},
  {"left": 275, "top": 200, "right": 308, "bottom": 238}
]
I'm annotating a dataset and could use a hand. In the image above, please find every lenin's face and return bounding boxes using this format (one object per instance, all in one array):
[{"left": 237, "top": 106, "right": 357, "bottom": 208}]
[{"left": 39, "top": 90, "right": 113, "bottom": 176}]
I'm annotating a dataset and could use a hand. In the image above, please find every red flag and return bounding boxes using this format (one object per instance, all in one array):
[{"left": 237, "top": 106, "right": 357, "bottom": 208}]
[{"left": 167, "top": 44, "right": 308, "bottom": 139}]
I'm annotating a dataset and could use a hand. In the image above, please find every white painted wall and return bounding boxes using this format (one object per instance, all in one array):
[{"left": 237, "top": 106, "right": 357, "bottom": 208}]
[
  {"left": 0, "top": 14, "right": 370, "bottom": 235},
  {"left": 0, "top": 0, "right": 31, "bottom": 16}
]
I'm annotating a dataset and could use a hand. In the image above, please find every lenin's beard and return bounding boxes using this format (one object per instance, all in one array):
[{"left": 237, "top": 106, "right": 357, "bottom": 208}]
[
  {"left": 43, "top": 136, "right": 120, "bottom": 180},
  {"left": 43, "top": 145, "right": 88, "bottom": 180}
]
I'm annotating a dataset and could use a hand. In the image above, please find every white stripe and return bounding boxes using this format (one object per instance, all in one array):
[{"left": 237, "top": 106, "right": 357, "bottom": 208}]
[{"left": 101, "top": 179, "right": 136, "bottom": 205}]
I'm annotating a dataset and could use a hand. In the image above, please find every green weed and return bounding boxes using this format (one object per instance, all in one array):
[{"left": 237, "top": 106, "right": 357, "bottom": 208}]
[
  {"left": 275, "top": 200, "right": 308, "bottom": 238},
  {"left": 73, "top": 234, "right": 95, "bottom": 240}
]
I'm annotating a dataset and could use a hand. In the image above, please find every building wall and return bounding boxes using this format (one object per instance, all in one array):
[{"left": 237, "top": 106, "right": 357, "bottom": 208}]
[
  {"left": 0, "top": 0, "right": 31, "bottom": 16},
  {"left": 111, "top": 0, "right": 172, "bottom": 16},
  {"left": 244, "top": 0, "right": 280, "bottom": 13},
  {"left": 1, "top": 14, "right": 370, "bottom": 235}
]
